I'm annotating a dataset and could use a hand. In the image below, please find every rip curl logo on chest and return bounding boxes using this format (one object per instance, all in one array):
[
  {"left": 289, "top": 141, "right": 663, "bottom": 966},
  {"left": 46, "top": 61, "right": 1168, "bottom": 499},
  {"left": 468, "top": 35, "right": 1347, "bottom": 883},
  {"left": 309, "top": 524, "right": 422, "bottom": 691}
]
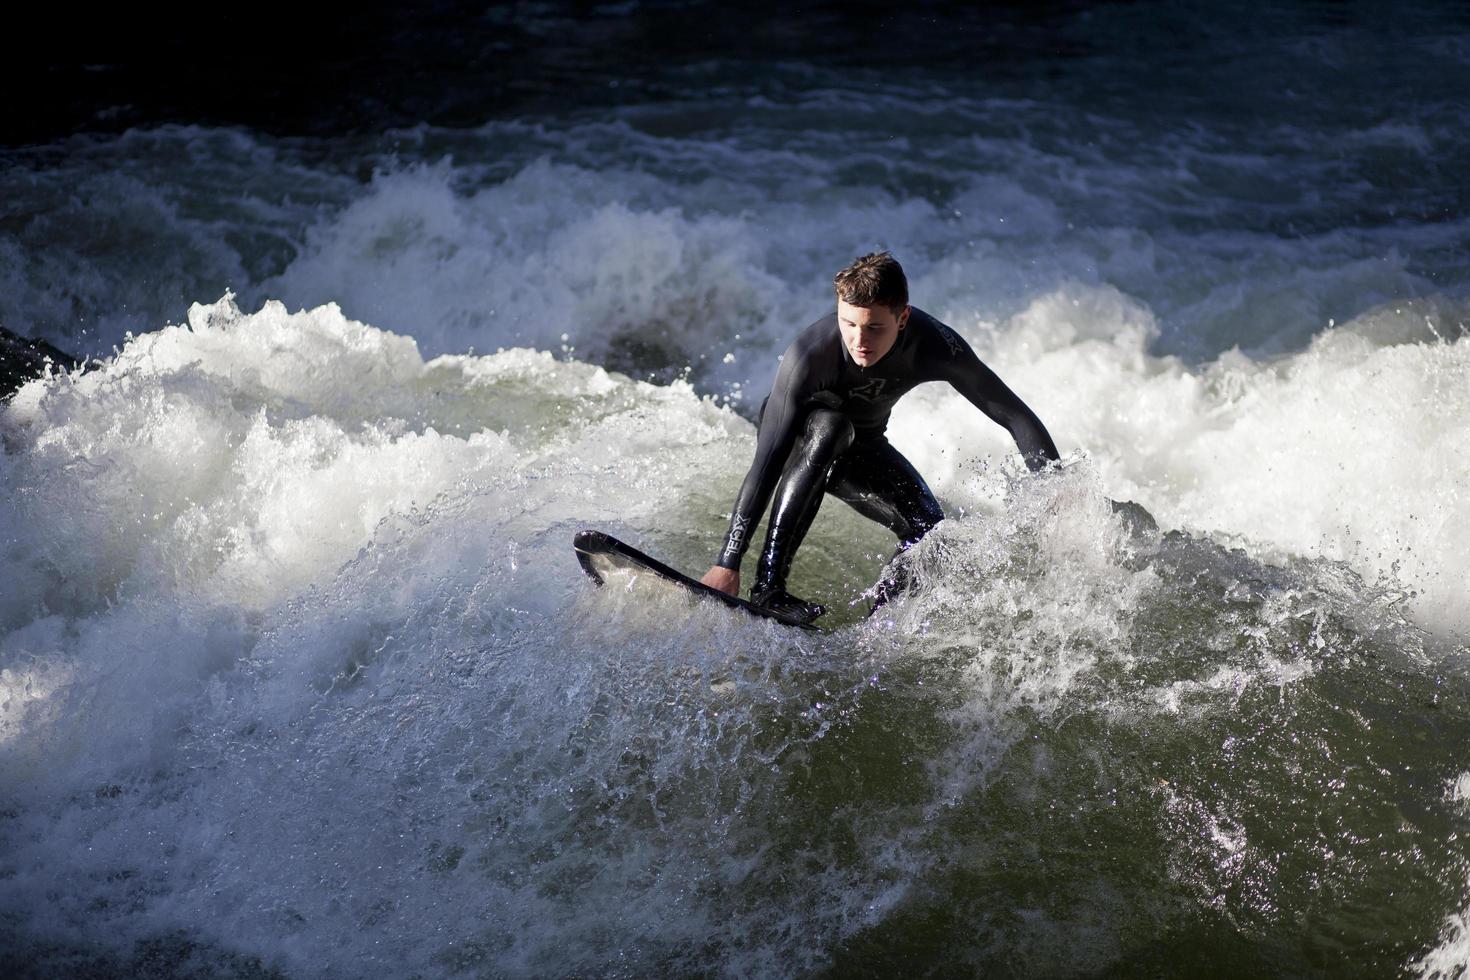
[{"left": 848, "top": 378, "right": 889, "bottom": 402}]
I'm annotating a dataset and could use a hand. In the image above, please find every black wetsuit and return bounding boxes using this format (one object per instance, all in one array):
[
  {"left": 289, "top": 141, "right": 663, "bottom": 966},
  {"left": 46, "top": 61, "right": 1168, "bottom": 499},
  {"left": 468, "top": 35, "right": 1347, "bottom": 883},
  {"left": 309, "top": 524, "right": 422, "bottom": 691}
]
[{"left": 716, "top": 307, "right": 1059, "bottom": 619}]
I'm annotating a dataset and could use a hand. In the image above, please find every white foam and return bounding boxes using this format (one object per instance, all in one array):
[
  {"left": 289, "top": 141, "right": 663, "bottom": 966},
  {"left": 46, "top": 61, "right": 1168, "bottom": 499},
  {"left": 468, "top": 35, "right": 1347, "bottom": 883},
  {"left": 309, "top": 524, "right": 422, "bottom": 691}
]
[
  {"left": 1415, "top": 894, "right": 1470, "bottom": 980},
  {"left": 1, "top": 298, "right": 903, "bottom": 974},
  {"left": 885, "top": 284, "right": 1470, "bottom": 636},
  {"left": 1453, "top": 772, "right": 1470, "bottom": 807},
  {"left": 261, "top": 160, "right": 812, "bottom": 375},
  {"left": 2, "top": 281, "right": 1464, "bottom": 975}
]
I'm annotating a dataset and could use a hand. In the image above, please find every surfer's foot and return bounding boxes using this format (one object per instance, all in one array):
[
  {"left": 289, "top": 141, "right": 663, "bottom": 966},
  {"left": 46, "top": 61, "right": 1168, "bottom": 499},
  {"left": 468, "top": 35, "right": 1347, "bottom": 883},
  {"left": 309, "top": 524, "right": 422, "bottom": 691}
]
[{"left": 750, "top": 586, "right": 825, "bottom": 626}]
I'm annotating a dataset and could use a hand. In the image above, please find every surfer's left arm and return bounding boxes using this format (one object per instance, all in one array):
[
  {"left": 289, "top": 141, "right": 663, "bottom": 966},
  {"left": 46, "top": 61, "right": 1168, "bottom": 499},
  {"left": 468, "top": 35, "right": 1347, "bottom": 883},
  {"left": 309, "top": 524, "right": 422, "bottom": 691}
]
[{"left": 938, "top": 333, "right": 1059, "bottom": 472}]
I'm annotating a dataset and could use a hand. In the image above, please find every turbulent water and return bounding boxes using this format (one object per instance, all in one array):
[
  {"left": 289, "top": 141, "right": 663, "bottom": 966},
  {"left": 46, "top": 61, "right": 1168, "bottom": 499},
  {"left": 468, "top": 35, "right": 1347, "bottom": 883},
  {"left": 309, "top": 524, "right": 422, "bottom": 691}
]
[{"left": 4, "top": 3, "right": 1470, "bottom": 977}]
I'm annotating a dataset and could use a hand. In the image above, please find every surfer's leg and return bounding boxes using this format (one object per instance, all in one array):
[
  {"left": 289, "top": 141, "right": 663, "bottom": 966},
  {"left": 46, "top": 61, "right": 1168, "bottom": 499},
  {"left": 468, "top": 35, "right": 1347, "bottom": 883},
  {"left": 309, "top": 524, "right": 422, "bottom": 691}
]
[
  {"left": 751, "top": 407, "right": 854, "bottom": 623},
  {"left": 827, "top": 439, "right": 944, "bottom": 612},
  {"left": 827, "top": 438, "right": 944, "bottom": 543}
]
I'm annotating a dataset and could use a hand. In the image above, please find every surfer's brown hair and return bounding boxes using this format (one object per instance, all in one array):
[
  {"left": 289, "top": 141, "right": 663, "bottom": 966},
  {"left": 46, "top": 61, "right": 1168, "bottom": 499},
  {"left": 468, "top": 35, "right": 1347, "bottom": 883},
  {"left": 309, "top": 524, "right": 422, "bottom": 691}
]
[{"left": 833, "top": 251, "right": 909, "bottom": 313}]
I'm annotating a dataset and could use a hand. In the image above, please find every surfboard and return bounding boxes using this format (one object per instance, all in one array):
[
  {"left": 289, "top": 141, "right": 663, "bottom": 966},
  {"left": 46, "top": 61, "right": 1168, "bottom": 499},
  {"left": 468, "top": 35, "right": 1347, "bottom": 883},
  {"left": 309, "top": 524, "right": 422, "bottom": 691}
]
[{"left": 573, "top": 529, "right": 821, "bottom": 629}]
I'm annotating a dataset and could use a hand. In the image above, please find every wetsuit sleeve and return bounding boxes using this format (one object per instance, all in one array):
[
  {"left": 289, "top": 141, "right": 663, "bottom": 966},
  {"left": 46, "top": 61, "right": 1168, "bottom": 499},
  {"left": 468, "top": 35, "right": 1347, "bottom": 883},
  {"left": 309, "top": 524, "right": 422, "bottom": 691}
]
[
  {"left": 716, "top": 348, "right": 814, "bottom": 569},
  {"left": 937, "top": 335, "right": 1060, "bottom": 472}
]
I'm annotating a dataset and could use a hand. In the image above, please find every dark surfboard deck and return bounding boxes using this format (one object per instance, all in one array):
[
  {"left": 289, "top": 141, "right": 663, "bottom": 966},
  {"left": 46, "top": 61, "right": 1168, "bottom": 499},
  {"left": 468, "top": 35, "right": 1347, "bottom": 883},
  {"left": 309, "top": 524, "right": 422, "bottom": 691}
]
[{"left": 573, "top": 529, "right": 820, "bottom": 630}]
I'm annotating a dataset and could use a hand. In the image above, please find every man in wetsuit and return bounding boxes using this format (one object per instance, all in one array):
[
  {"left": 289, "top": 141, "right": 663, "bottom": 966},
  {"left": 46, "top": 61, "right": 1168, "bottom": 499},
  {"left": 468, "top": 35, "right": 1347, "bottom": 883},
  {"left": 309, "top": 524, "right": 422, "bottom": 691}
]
[{"left": 699, "top": 251, "right": 1060, "bottom": 625}]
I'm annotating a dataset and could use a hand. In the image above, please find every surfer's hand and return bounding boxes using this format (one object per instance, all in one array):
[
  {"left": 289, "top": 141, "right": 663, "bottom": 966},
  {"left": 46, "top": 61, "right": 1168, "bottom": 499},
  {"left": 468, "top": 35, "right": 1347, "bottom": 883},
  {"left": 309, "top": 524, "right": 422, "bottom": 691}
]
[{"left": 701, "top": 566, "right": 740, "bottom": 596}]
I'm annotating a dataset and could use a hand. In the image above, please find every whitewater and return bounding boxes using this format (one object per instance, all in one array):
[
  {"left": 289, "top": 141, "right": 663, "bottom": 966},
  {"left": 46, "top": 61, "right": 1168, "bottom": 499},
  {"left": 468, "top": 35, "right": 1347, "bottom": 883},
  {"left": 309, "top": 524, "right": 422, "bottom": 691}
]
[{"left": 4, "top": 4, "right": 1470, "bottom": 976}]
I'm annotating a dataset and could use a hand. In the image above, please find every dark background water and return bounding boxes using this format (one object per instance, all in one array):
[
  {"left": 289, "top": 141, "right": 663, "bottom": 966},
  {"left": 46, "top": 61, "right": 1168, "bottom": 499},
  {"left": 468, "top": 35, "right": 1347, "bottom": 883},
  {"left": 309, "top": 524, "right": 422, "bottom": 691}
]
[
  {"left": 11, "top": 1, "right": 1467, "bottom": 145},
  {"left": 8, "top": 0, "right": 1468, "bottom": 363},
  {"left": 8, "top": 1, "right": 1091, "bottom": 143}
]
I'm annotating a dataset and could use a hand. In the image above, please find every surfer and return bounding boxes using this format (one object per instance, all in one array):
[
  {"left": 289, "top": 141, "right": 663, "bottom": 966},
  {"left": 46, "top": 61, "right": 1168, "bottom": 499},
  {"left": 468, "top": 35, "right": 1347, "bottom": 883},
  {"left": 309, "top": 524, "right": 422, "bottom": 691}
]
[{"left": 699, "top": 251, "right": 1060, "bottom": 624}]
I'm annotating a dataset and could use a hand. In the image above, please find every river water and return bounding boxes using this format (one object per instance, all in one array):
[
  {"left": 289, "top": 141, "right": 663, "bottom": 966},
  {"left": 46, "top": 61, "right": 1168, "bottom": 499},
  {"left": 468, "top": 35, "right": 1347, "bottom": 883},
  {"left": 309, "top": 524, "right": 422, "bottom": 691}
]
[{"left": 3, "top": 2, "right": 1469, "bottom": 976}]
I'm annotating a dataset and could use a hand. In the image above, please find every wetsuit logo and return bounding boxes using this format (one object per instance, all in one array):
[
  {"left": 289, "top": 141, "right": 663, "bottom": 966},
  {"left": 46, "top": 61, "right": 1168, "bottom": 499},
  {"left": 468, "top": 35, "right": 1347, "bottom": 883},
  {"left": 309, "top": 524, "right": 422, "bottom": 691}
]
[
  {"left": 849, "top": 378, "right": 888, "bottom": 402},
  {"left": 937, "top": 324, "right": 965, "bottom": 357},
  {"left": 723, "top": 515, "right": 749, "bottom": 559}
]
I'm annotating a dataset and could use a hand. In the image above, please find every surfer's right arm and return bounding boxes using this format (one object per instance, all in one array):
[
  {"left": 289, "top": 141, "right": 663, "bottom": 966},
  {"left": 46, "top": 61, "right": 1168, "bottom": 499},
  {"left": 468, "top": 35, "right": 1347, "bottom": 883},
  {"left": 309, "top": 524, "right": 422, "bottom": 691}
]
[{"left": 702, "top": 346, "right": 815, "bottom": 593}]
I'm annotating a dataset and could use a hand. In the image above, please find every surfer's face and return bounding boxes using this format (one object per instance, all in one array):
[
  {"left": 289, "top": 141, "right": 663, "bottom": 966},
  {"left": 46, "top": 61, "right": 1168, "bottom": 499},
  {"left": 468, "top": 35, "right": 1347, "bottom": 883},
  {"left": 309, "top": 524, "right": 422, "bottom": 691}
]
[{"left": 837, "top": 299, "right": 908, "bottom": 367}]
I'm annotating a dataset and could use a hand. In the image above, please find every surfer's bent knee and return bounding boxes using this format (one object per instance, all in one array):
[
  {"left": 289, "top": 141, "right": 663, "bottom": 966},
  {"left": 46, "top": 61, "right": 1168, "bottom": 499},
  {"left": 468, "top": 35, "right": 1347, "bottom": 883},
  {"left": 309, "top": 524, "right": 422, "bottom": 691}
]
[{"left": 798, "top": 407, "right": 854, "bottom": 461}]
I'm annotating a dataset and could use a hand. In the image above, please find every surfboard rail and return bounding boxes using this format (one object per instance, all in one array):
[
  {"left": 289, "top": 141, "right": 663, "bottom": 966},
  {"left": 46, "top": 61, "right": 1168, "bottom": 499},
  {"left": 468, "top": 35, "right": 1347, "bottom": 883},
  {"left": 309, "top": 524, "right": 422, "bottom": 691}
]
[{"left": 573, "top": 529, "right": 820, "bottom": 629}]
